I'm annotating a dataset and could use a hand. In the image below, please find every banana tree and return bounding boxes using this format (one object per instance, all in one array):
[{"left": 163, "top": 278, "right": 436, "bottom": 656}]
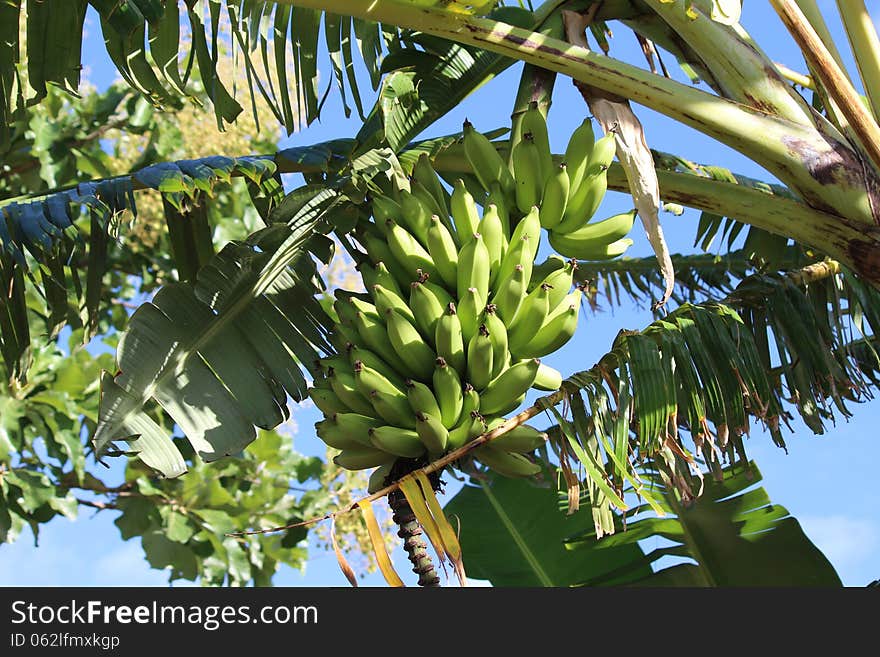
[{"left": 2, "top": 1, "right": 880, "bottom": 586}]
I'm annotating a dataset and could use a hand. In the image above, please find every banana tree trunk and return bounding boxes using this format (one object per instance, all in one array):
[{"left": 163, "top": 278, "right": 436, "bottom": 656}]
[{"left": 280, "top": 0, "right": 880, "bottom": 285}]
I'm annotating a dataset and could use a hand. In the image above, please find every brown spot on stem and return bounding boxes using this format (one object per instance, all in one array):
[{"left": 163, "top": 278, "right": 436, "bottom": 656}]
[
  {"left": 848, "top": 240, "right": 880, "bottom": 284},
  {"left": 783, "top": 133, "right": 880, "bottom": 223}
]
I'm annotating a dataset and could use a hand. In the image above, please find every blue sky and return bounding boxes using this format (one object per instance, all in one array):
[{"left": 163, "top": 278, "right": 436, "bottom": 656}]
[{"left": 2, "top": 3, "right": 879, "bottom": 587}]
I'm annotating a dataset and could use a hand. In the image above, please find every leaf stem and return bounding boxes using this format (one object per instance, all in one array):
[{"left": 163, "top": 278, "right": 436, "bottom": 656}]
[
  {"left": 281, "top": 0, "right": 877, "bottom": 224},
  {"left": 836, "top": 0, "right": 880, "bottom": 121},
  {"left": 771, "top": 0, "right": 880, "bottom": 173}
]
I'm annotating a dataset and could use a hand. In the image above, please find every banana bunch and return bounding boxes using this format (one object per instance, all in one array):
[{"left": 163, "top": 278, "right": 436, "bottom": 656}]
[
  {"left": 508, "top": 102, "right": 637, "bottom": 261},
  {"left": 309, "top": 149, "right": 590, "bottom": 481}
]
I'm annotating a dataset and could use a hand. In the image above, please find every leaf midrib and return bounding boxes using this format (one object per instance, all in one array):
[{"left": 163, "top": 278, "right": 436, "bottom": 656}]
[{"left": 479, "top": 479, "right": 554, "bottom": 587}]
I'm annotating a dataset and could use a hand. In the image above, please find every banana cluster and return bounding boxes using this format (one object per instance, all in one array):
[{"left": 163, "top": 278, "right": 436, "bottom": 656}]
[
  {"left": 308, "top": 149, "right": 592, "bottom": 481},
  {"left": 507, "top": 102, "right": 637, "bottom": 261},
  {"left": 310, "top": 111, "right": 631, "bottom": 482}
]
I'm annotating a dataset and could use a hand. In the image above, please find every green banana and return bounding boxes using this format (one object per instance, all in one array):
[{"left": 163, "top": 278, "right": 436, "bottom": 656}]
[
  {"left": 372, "top": 283, "right": 416, "bottom": 327},
  {"left": 482, "top": 304, "right": 509, "bottom": 379},
  {"left": 490, "top": 424, "right": 547, "bottom": 453},
  {"left": 446, "top": 411, "right": 484, "bottom": 450},
  {"left": 457, "top": 231, "right": 491, "bottom": 305},
  {"left": 398, "top": 190, "right": 433, "bottom": 245},
  {"left": 565, "top": 118, "right": 596, "bottom": 193},
  {"left": 413, "top": 153, "right": 451, "bottom": 221},
  {"left": 485, "top": 183, "right": 511, "bottom": 238},
  {"left": 585, "top": 128, "right": 617, "bottom": 177},
  {"left": 367, "top": 462, "right": 394, "bottom": 494},
  {"left": 410, "top": 179, "right": 445, "bottom": 225},
  {"left": 494, "top": 393, "right": 527, "bottom": 416},
  {"left": 371, "top": 194, "right": 402, "bottom": 229},
  {"left": 406, "top": 378, "right": 442, "bottom": 420},
  {"left": 353, "top": 360, "right": 406, "bottom": 399},
  {"left": 372, "top": 261, "right": 404, "bottom": 298},
  {"left": 457, "top": 286, "right": 482, "bottom": 345},
  {"left": 311, "top": 368, "right": 333, "bottom": 389},
  {"left": 348, "top": 296, "right": 381, "bottom": 322},
  {"left": 511, "top": 132, "right": 543, "bottom": 214},
  {"left": 384, "top": 308, "right": 436, "bottom": 382},
  {"left": 334, "top": 288, "right": 371, "bottom": 304},
  {"left": 478, "top": 204, "right": 507, "bottom": 285},
  {"left": 317, "top": 355, "right": 350, "bottom": 376},
  {"left": 555, "top": 167, "right": 608, "bottom": 233},
  {"left": 463, "top": 120, "right": 515, "bottom": 196},
  {"left": 409, "top": 280, "right": 445, "bottom": 342},
  {"left": 433, "top": 358, "right": 464, "bottom": 429},
  {"left": 508, "top": 283, "right": 552, "bottom": 354},
  {"left": 490, "top": 263, "right": 527, "bottom": 324},
  {"left": 589, "top": 237, "right": 633, "bottom": 260},
  {"left": 346, "top": 345, "right": 405, "bottom": 389},
  {"left": 549, "top": 210, "right": 637, "bottom": 259},
  {"left": 333, "top": 297, "right": 359, "bottom": 328},
  {"left": 539, "top": 163, "right": 570, "bottom": 230},
  {"left": 521, "top": 101, "right": 553, "bottom": 185},
  {"left": 328, "top": 368, "right": 375, "bottom": 417},
  {"left": 308, "top": 386, "right": 349, "bottom": 416},
  {"left": 386, "top": 220, "right": 439, "bottom": 281},
  {"left": 356, "top": 262, "right": 379, "bottom": 292},
  {"left": 467, "top": 324, "right": 494, "bottom": 391},
  {"left": 369, "top": 425, "right": 425, "bottom": 458},
  {"left": 333, "top": 447, "right": 395, "bottom": 471},
  {"left": 425, "top": 215, "right": 459, "bottom": 290},
  {"left": 332, "top": 324, "right": 361, "bottom": 352},
  {"left": 474, "top": 446, "right": 541, "bottom": 477},
  {"left": 352, "top": 311, "right": 401, "bottom": 374},
  {"left": 315, "top": 418, "right": 370, "bottom": 451},
  {"left": 518, "top": 289, "right": 582, "bottom": 358},
  {"left": 484, "top": 416, "right": 505, "bottom": 431},
  {"left": 460, "top": 383, "right": 480, "bottom": 420},
  {"left": 507, "top": 205, "right": 542, "bottom": 272},
  {"left": 328, "top": 329, "right": 351, "bottom": 355},
  {"left": 435, "top": 303, "right": 466, "bottom": 376},
  {"left": 334, "top": 412, "right": 384, "bottom": 440},
  {"left": 369, "top": 389, "right": 417, "bottom": 429},
  {"left": 495, "top": 238, "right": 535, "bottom": 306},
  {"left": 533, "top": 361, "right": 563, "bottom": 391},
  {"left": 567, "top": 236, "right": 633, "bottom": 261},
  {"left": 419, "top": 276, "right": 454, "bottom": 309},
  {"left": 479, "top": 358, "right": 540, "bottom": 415},
  {"left": 360, "top": 231, "right": 411, "bottom": 290},
  {"left": 450, "top": 178, "right": 481, "bottom": 238},
  {"left": 415, "top": 411, "right": 449, "bottom": 454},
  {"left": 537, "top": 258, "right": 576, "bottom": 309}
]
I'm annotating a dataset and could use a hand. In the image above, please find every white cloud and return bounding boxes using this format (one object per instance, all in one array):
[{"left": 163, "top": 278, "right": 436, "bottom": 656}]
[{"left": 799, "top": 515, "right": 879, "bottom": 569}]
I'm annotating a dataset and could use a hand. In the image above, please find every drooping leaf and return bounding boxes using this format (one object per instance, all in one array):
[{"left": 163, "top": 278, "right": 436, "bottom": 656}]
[
  {"left": 92, "top": 187, "right": 342, "bottom": 477},
  {"left": 566, "top": 461, "right": 841, "bottom": 586}
]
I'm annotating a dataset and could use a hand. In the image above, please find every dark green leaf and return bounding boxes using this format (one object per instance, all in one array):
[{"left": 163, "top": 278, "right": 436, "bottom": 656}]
[
  {"left": 443, "top": 475, "right": 648, "bottom": 587},
  {"left": 567, "top": 462, "right": 842, "bottom": 586}
]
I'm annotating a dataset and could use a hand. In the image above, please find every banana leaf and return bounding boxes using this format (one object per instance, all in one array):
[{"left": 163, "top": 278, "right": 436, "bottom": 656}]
[
  {"left": 565, "top": 461, "right": 842, "bottom": 586},
  {"left": 443, "top": 473, "right": 651, "bottom": 587}
]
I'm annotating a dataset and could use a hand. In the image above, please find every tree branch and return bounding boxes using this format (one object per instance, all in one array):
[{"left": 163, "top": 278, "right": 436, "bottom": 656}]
[{"left": 75, "top": 498, "right": 116, "bottom": 511}]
